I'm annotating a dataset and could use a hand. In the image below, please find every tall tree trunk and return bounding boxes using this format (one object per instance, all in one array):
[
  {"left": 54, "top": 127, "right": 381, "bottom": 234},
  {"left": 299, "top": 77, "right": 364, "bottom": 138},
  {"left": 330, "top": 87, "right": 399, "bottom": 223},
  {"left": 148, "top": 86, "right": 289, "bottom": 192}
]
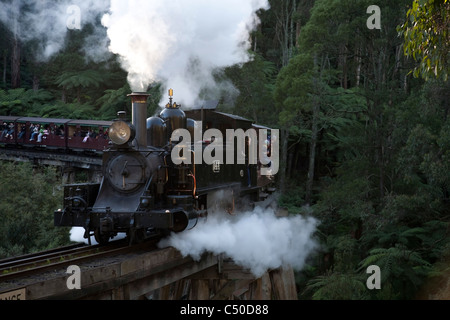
[
  {"left": 2, "top": 51, "right": 7, "bottom": 86},
  {"left": 305, "top": 95, "right": 319, "bottom": 205},
  {"left": 377, "top": 111, "right": 385, "bottom": 199},
  {"left": 32, "top": 75, "right": 40, "bottom": 91},
  {"left": 11, "top": 37, "right": 21, "bottom": 88},
  {"left": 287, "top": 150, "right": 294, "bottom": 179},
  {"left": 305, "top": 55, "right": 322, "bottom": 206},
  {"left": 11, "top": 6, "right": 21, "bottom": 89},
  {"left": 279, "top": 128, "right": 290, "bottom": 194},
  {"left": 355, "top": 46, "right": 362, "bottom": 87},
  {"left": 337, "top": 42, "right": 350, "bottom": 89},
  {"left": 275, "top": 0, "right": 295, "bottom": 67}
]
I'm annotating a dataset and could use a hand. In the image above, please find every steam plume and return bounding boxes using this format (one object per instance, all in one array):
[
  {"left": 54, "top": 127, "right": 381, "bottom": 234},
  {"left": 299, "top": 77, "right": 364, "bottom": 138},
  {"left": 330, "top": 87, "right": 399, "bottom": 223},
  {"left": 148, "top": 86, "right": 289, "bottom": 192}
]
[
  {"left": 0, "top": 0, "right": 110, "bottom": 62},
  {"left": 1, "top": 0, "right": 269, "bottom": 106},
  {"left": 102, "top": 0, "right": 270, "bottom": 106},
  {"left": 159, "top": 197, "right": 319, "bottom": 277},
  {"left": 70, "top": 227, "right": 126, "bottom": 245}
]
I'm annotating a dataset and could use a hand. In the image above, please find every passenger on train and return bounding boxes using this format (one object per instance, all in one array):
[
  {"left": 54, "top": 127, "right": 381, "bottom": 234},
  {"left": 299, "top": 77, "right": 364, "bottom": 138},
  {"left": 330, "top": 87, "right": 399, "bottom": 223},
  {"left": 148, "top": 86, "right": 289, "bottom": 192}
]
[
  {"left": 55, "top": 125, "right": 65, "bottom": 137},
  {"left": 17, "top": 124, "right": 26, "bottom": 140},
  {"left": 98, "top": 128, "right": 108, "bottom": 139},
  {"left": 0, "top": 122, "right": 8, "bottom": 139},
  {"left": 37, "top": 126, "right": 49, "bottom": 143},
  {"left": 4, "top": 123, "right": 14, "bottom": 139},
  {"left": 30, "top": 124, "right": 40, "bottom": 141},
  {"left": 83, "top": 129, "right": 92, "bottom": 143},
  {"left": 82, "top": 129, "right": 98, "bottom": 143}
]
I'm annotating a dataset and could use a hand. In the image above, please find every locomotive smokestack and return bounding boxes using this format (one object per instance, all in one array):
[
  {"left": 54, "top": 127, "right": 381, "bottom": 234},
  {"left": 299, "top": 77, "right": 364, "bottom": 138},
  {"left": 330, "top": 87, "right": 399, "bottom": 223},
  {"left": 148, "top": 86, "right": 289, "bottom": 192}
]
[{"left": 128, "top": 92, "right": 150, "bottom": 149}]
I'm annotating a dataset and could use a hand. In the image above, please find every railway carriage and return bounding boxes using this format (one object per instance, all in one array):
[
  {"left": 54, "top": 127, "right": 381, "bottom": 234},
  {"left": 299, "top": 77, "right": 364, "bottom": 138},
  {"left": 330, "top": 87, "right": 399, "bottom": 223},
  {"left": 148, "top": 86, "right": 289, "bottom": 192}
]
[
  {"left": 0, "top": 116, "right": 112, "bottom": 153},
  {"left": 67, "top": 119, "right": 112, "bottom": 153}
]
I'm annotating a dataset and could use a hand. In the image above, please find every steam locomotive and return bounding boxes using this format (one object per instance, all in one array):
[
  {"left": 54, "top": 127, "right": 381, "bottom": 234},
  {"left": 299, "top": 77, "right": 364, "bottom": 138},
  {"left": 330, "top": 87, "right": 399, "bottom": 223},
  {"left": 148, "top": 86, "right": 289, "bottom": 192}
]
[{"left": 54, "top": 90, "right": 276, "bottom": 244}]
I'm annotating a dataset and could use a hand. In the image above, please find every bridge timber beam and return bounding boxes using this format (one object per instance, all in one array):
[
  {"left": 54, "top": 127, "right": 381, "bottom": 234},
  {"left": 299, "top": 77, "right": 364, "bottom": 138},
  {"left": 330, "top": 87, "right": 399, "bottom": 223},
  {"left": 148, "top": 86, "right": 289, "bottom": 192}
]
[
  {"left": 0, "top": 148, "right": 102, "bottom": 170},
  {"left": 0, "top": 148, "right": 103, "bottom": 183}
]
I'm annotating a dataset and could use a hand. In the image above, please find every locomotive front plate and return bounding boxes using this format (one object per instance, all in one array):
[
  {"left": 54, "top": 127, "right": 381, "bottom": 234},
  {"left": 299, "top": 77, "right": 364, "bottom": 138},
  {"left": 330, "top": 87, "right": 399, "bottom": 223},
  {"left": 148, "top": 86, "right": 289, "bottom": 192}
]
[{"left": 107, "top": 154, "right": 146, "bottom": 192}]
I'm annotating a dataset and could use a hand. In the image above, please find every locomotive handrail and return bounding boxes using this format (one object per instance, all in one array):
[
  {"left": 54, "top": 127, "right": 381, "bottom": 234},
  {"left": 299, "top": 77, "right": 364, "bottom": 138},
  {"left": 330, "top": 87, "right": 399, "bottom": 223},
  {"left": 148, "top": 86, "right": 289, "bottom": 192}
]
[
  {"left": 188, "top": 172, "right": 197, "bottom": 199},
  {"left": 143, "top": 173, "right": 155, "bottom": 194},
  {"left": 64, "top": 196, "right": 88, "bottom": 208}
]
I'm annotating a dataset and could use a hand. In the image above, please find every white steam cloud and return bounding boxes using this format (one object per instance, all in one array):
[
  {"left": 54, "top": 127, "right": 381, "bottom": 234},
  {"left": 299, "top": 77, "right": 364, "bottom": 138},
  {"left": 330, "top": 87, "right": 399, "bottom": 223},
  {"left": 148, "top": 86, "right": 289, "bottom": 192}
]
[
  {"left": 159, "top": 200, "right": 319, "bottom": 278},
  {"left": 1, "top": 0, "right": 269, "bottom": 106},
  {"left": 101, "top": 0, "right": 270, "bottom": 106},
  {"left": 0, "top": 0, "right": 110, "bottom": 62},
  {"left": 70, "top": 227, "right": 126, "bottom": 245}
]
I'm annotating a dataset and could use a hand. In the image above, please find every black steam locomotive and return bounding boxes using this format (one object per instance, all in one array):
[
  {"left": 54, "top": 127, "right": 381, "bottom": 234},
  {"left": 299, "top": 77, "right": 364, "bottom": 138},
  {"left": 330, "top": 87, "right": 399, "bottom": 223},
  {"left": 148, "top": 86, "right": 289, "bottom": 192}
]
[{"left": 54, "top": 90, "right": 276, "bottom": 244}]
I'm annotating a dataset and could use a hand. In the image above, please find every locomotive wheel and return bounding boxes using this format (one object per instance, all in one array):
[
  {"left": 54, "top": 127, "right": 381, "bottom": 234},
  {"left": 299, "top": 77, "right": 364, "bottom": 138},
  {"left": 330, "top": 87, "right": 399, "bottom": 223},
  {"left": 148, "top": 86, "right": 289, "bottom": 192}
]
[
  {"left": 94, "top": 228, "right": 110, "bottom": 245},
  {"left": 127, "top": 228, "right": 146, "bottom": 245},
  {"left": 135, "top": 229, "right": 147, "bottom": 243}
]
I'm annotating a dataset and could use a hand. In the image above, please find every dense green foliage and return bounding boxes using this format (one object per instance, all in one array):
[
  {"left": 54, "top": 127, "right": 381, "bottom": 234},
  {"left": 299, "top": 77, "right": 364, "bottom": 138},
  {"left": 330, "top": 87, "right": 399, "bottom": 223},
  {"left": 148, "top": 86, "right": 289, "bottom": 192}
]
[
  {"left": 275, "top": 0, "right": 449, "bottom": 300},
  {"left": 0, "top": 0, "right": 448, "bottom": 299},
  {"left": 399, "top": 0, "right": 449, "bottom": 81},
  {"left": 0, "top": 162, "right": 70, "bottom": 258}
]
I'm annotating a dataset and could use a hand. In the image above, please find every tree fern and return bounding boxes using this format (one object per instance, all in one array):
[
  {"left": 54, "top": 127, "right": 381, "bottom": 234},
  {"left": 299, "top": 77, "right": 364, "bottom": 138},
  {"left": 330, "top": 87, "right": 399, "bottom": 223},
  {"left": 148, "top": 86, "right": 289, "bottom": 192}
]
[
  {"left": 0, "top": 89, "right": 55, "bottom": 115},
  {"left": 359, "top": 245, "right": 432, "bottom": 298},
  {"left": 96, "top": 86, "right": 131, "bottom": 120},
  {"left": 56, "top": 70, "right": 105, "bottom": 90},
  {"left": 304, "top": 270, "right": 368, "bottom": 300}
]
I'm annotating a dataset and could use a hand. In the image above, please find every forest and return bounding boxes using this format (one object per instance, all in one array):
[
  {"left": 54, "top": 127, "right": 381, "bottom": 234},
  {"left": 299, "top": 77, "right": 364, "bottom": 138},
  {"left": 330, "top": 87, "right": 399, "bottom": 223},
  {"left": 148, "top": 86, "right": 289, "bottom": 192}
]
[{"left": 0, "top": 0, "right": 449, "bottom": 299}]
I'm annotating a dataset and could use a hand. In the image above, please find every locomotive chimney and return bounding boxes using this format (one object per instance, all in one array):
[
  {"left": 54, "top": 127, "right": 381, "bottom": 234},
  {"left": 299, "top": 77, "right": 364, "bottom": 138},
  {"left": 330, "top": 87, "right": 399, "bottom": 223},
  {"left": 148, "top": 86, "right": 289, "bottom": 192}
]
[{"left": 128, "top": 92, "right": 150, "bottom": 149}]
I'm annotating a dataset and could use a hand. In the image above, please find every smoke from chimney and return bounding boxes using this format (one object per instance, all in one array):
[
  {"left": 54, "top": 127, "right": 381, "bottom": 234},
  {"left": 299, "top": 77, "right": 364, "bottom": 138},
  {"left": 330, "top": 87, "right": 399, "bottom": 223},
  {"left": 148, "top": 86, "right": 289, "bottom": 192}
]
[
  {"left": 101, "top": 0, "right": 270, "bottom": 107},
  {"left": 0, "top": 0, "right": 110, "bottom": 62},
  {"left": 0, "top": 1, "right": 269, "bottom": 107}
]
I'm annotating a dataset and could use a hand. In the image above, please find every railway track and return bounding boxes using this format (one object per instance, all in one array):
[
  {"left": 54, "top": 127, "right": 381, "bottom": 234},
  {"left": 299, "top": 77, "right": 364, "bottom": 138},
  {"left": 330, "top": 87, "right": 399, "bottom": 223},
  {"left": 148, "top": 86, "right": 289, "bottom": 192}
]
[
  {"left": 0, "top": 239, "right": 154, "bottom": 283},
  {"left": 0, "top": 238, "right": 220, "bottom": 300}
]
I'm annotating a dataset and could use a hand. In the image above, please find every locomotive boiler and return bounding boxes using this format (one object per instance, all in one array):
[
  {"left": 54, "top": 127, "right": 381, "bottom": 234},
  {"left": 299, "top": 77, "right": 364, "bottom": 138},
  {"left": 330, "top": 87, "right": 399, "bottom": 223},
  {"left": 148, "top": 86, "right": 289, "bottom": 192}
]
[{"left": 54, "top": 90, "right": 275, "bottom": 245}]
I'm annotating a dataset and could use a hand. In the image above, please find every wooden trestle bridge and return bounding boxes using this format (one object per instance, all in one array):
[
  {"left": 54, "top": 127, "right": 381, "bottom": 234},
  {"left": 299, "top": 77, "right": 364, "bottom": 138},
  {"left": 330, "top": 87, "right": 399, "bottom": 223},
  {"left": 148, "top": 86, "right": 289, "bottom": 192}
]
[{"left": 0, "top": 240, "right": 297, "bottom": 300}]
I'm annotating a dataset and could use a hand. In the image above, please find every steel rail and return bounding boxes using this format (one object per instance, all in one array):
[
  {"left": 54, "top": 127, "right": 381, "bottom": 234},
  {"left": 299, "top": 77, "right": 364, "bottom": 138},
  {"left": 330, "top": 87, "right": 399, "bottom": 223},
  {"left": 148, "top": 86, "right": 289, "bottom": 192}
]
[
  {"left": 0, "top": 239, "right": 139, "bottom": 283},
  {"left": 0, "top": 243, "right": 87, "bottom": 269}
]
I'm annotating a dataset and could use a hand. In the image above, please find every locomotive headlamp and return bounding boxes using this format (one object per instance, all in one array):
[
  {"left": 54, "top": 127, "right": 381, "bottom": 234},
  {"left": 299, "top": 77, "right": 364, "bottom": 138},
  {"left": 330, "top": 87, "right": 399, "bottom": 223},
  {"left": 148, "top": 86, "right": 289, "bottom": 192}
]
[{"left": 109, "top": 120, "right": 135, "bottom": 145}]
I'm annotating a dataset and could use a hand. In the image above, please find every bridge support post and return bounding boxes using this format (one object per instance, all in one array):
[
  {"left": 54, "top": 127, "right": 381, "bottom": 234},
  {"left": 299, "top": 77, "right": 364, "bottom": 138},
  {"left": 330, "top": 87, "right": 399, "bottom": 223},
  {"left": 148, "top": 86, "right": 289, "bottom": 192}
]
[
  {"left": 62, "top": 167, "right": 75, "bottom": 185},
  {"left": 88, "top": 170, "right": 103, "bottom": 183}
]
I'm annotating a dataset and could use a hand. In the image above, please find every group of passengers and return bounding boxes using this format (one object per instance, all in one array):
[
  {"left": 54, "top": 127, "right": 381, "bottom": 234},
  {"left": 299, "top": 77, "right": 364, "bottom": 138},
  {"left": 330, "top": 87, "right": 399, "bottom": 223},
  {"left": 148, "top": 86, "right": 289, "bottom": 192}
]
[
  {"left": 2, "top": 122, "right": 108, "bottom": 143},
  {"left": 75, "top": 128, "right": 108, "bottom": 142},
  {"left": 0, "top": 122, "right": 15, "bottom": 140},
  {"left": 29, "top": 124, "right": 48, "bottom": 142},
  {"left": 1, "top": 122, "right": 55, "bottom": 142},
  {"left": 28, "top": 124, "right": 65, "bottom": 142}
]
